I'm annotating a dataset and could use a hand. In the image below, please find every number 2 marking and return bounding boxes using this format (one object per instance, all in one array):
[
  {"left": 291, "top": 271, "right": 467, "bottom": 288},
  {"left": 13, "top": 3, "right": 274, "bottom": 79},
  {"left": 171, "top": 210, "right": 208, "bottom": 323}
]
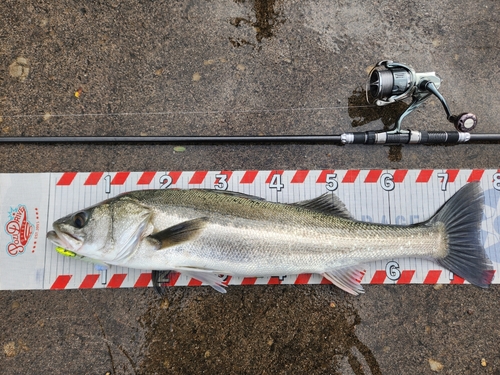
[{"left": 159, "top": 174, "right": 173, "bottom": 189}]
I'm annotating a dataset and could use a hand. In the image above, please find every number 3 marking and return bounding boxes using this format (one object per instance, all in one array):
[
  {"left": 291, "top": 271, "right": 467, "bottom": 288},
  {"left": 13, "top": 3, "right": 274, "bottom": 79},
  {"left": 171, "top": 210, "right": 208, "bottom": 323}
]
[{"left": 215, "top": 174, "right": 228, "bottom": 190}]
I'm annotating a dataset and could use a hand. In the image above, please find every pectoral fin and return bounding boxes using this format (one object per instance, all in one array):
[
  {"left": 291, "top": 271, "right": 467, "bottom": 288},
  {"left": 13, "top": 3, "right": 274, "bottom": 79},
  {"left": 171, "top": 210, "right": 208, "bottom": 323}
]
[
  {"left": 322, "top": 267, "right": 366, "bottom": 295},
  {"left": 147, "top": 217, "right": 209, "bottom": 250}
]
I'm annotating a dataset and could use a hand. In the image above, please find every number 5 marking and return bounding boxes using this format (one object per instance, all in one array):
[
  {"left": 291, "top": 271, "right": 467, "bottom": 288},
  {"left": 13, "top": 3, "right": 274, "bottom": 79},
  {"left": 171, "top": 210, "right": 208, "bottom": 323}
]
[{"left": 325, "top": 173, "right": 338, "bottom": 191}]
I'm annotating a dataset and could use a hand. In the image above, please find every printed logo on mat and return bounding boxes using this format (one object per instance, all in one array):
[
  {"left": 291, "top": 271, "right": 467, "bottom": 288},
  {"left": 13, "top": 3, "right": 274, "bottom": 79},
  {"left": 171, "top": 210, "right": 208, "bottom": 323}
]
[{"left": 5, "top": 205, "right": 39, "bottom": 256}]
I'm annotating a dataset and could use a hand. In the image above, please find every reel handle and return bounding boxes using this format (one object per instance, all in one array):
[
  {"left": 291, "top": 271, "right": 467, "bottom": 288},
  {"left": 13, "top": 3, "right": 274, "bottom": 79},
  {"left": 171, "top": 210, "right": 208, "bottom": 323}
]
[{"left": 450, "top": 113, "right": 477, "bottom": 132}]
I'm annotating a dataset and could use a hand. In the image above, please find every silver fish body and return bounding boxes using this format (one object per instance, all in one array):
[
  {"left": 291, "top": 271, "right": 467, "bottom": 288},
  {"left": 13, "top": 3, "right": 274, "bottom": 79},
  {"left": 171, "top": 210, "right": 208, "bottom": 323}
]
[{"left": 47, "top": 183, "right": 493, "bottom": 294}]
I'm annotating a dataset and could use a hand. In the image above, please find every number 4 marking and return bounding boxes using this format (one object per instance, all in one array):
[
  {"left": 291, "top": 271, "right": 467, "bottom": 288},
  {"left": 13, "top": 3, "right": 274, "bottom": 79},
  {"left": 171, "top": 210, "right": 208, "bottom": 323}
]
[{"left": 269, "top": 174, "right": 284, "bottom": 191}]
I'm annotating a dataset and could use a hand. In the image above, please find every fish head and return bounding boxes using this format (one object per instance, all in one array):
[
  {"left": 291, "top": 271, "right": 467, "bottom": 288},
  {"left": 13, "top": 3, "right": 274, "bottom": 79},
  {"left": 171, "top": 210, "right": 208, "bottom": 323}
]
[{"left": 47, "top": 195, "right": 153, "bottom": 262}]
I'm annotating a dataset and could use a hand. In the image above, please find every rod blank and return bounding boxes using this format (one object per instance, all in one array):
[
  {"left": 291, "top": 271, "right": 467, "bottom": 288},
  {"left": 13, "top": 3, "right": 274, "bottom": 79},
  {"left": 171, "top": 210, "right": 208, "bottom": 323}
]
[{"left": 0, "top": 132, "right": 498, "bottom": 145}]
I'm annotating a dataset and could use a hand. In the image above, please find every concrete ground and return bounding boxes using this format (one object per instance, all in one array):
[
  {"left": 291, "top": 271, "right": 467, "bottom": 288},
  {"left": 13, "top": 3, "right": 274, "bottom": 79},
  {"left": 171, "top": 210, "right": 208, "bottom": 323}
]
[{"left": 1, "top": 1, "right": 499, "bottom": 374}]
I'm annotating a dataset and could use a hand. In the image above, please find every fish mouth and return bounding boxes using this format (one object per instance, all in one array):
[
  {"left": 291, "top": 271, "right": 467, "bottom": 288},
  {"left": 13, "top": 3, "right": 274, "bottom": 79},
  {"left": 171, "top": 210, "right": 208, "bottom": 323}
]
[{"left": 47, "top": 229, "right": 82, "bottom": 251}]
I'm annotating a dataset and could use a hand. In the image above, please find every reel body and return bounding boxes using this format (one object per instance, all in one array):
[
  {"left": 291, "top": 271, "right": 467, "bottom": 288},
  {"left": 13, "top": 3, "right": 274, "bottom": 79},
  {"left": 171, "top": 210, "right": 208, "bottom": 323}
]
[{"left": 367, "top": 60, "right": 477, "bottom": 133}]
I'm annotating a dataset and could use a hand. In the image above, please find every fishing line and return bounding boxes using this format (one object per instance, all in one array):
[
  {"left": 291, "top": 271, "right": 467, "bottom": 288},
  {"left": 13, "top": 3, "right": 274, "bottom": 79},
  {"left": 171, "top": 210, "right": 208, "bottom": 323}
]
[{"left": 1, "top": 104, "right": 377, "bottom": 119}]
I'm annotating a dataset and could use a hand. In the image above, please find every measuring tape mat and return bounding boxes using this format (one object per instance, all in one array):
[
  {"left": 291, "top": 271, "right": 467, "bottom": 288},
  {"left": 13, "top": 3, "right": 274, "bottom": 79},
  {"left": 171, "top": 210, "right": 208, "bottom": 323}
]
[{"left": 1, "top": 169, "right": 499, "bottom": 291}]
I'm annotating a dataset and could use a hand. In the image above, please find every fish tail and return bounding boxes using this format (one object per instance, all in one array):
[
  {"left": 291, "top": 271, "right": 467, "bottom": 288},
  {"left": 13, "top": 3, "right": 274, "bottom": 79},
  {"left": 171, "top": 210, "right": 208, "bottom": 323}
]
[{"left": 428, "top": 182, "right": 493, "bottom": 287}]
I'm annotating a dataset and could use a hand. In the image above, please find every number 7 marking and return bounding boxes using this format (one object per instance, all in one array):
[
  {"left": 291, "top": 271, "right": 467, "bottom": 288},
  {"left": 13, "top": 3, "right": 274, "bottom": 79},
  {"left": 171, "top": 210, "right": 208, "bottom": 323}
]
[{"left": 437, "top": 173, "right": 449, "bottom": 191}]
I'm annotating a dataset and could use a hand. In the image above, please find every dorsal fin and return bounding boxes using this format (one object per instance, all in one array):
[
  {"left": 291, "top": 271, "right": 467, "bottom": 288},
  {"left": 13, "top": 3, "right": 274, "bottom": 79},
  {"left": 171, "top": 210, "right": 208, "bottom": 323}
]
[{"left": 292, "top": 193, "right": 353, "bottom": 219}]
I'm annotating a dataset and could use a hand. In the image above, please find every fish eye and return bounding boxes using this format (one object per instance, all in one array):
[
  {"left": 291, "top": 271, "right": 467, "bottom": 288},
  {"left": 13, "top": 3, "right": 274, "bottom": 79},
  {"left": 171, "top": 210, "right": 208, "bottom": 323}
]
[{"left": 72, "top": 212, "right": 88, "bottom": 229}]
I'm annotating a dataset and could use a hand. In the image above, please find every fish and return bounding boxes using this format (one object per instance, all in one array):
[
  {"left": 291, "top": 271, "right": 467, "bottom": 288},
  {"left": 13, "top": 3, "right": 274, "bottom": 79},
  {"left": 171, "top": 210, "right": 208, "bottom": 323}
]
[{"left": 47, "top": 182, "right": 493, "bottom": 295}]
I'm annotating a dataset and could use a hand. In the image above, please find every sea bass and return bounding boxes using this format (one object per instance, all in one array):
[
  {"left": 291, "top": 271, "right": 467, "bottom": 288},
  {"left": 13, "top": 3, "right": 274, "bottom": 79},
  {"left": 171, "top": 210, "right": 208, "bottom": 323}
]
[{"left": 47, "top": 183, "right": 493, "bottom": 294}]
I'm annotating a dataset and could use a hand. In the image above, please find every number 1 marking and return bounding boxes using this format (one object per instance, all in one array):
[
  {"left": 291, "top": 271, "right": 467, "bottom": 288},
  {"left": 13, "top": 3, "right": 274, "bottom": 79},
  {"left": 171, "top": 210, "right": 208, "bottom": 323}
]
[{"left": 104, "top": 175, "right": 111, "bottom": 194}]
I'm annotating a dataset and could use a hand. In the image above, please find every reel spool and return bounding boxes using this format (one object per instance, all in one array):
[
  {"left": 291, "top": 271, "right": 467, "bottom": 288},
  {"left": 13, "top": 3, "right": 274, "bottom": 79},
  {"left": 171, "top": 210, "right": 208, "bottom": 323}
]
[{"left": 367, "top": 60, "right": 477, "bottom": 133}]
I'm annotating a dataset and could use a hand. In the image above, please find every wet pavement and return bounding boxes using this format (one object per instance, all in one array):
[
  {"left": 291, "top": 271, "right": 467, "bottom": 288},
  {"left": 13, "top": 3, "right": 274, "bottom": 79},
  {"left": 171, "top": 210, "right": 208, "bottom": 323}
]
[{"left": 1, "top": 1, "right": 500, "bottom": 374}]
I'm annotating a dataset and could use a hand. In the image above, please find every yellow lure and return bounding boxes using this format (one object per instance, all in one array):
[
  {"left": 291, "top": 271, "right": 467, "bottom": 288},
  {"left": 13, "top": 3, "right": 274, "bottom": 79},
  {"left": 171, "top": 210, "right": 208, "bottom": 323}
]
[{"left": 55, "top": 246, "right": 77, "bottom": 257}]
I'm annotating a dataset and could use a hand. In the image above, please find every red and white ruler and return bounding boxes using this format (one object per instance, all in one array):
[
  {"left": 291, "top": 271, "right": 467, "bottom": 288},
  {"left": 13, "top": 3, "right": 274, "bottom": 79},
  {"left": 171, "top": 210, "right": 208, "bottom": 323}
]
[{"left": 1, "top": 169, "right": 498, "bottom": 291}]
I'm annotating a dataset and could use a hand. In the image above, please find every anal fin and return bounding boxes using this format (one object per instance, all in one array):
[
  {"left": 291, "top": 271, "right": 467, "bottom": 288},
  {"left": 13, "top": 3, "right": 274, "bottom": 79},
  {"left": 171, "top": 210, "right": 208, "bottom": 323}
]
[
  {"left": 322, "top": 267, "right": 366, "bottom": 295},
  {"left": 181, "top": 270, "right": 228, "bottom": 294}
]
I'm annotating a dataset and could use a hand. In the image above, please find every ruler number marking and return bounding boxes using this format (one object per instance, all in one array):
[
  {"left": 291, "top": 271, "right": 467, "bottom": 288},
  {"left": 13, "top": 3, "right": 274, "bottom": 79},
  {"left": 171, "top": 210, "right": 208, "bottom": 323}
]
[
  {"left": 385, "top": 261, "right": 401, "bottom": 281},
  {"left": 437, "top": 173, "right": 449, "bottom": 191},
  {"left": 325, "top": 173, "right": 338, "bottom": 191},
  {"left": 104, "top": 175, "right": 111, "bottom": 194},
  {"left": 493, "top": 173, "right": 500, "bottom": 191},
  {"left": 380, "top": 173, "right": 395, "bottom": 191},
  {"left": 159, "top": 174, "right": 173, "bottom": 189},
  {"left": 214, "top": 174, "right": 229, "bottom": 191},
  {"left": 269, "top": 174, "right": 284, "bottom": 192}
]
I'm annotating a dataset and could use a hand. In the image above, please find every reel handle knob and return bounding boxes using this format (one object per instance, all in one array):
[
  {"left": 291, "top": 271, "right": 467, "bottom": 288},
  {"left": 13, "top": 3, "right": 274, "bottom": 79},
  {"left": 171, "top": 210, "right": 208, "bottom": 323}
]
[{"left": 452, "top": 113, "right": 477, "bottom": 132}]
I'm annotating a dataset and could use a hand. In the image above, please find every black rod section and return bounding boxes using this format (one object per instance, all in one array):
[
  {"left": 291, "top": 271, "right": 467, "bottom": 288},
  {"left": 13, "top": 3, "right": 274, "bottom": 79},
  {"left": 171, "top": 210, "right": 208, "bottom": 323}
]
[
  {"left": 0, "top": 135, "right": 344, "bottom": 144},
  {"left": 0, "top": 133, "right": 499, "bottom": 144}
]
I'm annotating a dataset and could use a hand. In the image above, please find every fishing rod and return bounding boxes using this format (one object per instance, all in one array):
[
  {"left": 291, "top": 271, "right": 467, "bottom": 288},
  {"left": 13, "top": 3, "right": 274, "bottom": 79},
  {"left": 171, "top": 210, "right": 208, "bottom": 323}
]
[{"left": 2, "top": 60, "right": 499, "bottom": 145}]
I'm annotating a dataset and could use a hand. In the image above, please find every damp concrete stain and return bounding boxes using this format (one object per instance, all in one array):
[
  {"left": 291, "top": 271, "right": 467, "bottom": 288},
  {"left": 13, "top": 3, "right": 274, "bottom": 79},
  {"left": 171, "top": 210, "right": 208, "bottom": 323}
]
[
  {"left": 347, "top": 88, "right": 408, "bottom": 131},
  {"left": 230, "top": 0, "right": 285, "bottom": 46},
  {"left": 138, "top": 286, "right": 380, "bottom": 375},
  {"left": 388, "top": 144, "right": 403, "bottom": 162}
]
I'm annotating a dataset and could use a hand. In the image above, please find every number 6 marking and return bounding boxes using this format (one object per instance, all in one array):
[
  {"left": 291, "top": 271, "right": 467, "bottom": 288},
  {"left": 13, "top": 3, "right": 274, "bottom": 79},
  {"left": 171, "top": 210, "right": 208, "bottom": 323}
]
[
  {"left": 385, "top": 261, "right": 401, "bottom": 281},
  {"left": 380, "top": 173, "right": 395, "bottom": 191}
]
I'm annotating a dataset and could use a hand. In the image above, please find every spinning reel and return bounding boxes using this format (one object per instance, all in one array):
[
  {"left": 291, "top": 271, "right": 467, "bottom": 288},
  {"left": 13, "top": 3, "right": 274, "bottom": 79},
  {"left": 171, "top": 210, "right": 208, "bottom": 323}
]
[{"left": 367, "top": 60, "right": 477, "bottom": 134}]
